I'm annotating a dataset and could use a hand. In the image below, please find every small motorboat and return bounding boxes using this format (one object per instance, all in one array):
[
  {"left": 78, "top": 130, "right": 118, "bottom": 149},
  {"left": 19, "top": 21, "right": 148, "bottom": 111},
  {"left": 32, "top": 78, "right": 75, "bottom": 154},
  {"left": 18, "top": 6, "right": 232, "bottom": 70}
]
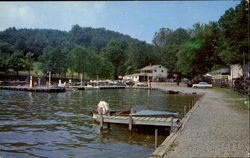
[
  {"left": 92, "top": 101, "right": 179, "bottom": 119},
  {"left": 84, "top": 85, "right": 100, "bottom": 90}
]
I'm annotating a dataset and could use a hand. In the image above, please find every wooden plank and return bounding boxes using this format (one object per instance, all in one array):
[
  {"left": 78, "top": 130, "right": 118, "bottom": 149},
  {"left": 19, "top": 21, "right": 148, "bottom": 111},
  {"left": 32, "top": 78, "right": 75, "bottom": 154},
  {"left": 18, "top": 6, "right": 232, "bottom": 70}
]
[
  {"left": 133, "top": 117, "right": 141, "bottom": 121},
  {"left": 144, "top": 117, "right": 151, "bottom": 121},
  {"left": 149, "top": 117, "right": 155, "bottom": 121},
  {"left": 155, "top": 118, "right": 162, "bottom": 121},
  {"left": 160, "top": 118, "right": 165, "bottom": 122},
  {"left": 166, "top": 118, "right": 172, "bottom": 122},
  {"left": 121, "top": 116, "right": 129, "bottom": 120},
  {"left": 137, "top": 117, "right": 145, "bottom": 120},
  {"left": 115, "top": 116, "right": 122, "bottom": 119}
]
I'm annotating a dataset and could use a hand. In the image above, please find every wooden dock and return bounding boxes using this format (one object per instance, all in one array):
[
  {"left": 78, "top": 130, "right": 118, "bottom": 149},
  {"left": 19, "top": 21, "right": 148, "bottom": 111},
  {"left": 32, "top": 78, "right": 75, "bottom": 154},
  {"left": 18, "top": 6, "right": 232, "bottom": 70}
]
[
  {"left": 76, "top": 86, "right": 126, "bottom": 90},
  {"left": 95, "top": 115, "right": 180, "bottom": 130},
  {"left": 99, "top": 86, "right": 125, "bottom": 89},
  {"left": 0, "top": 86, "right": 65, "bottom": 93}
]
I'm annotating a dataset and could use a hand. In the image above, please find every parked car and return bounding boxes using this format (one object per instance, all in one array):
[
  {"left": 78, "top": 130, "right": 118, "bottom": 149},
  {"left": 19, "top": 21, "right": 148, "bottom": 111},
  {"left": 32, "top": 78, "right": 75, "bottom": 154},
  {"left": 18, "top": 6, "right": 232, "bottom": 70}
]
[
  {"left": 192, "top": 82, "right": 212, "bottom": 88},
  {"left": 124, "top": 81, "right": 135, "bottom": 86},
  {"left": 136, "top": 82, "right": 148, "bottom": 87}
]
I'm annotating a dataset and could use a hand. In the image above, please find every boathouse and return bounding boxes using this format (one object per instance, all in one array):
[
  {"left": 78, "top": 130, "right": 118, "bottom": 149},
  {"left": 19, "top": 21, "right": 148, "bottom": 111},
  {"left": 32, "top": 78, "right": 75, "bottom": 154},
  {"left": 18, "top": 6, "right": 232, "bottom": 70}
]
[{"left": 123, "top": 65, "right": 168, "bottom": 82}]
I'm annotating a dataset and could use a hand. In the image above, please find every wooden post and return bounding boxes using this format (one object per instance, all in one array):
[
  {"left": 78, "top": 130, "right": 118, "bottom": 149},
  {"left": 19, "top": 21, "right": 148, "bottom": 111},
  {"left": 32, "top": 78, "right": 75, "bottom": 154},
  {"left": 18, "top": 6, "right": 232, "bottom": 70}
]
[
  {"left": 171, "top": 117, "right": 173, "bottom": 133},
  {"left": 155, "top": 129, "right": 158, "bottom": 149},
  {"left": 129, "top": 114, "right": 133, "bottom": 131},
  {"left": 49, "top": 72, "right": 51, "bottom": 88},
  {"left": 29, "top": 76, "right": 33, "bottom": 88},
  {"left": 100, "top": 113, "right": 103, "bottom": 129},
  {"left": 80, "top": 74, "right": 83, "bottom": 86},
  {"left": 184, "top": 105, "right": 186, "bottom": 116}
]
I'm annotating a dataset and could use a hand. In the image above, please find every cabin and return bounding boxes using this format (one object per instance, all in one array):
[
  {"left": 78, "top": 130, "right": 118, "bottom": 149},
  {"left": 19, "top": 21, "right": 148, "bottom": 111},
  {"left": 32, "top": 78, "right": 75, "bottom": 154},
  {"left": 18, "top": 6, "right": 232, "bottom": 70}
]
[
  {"left": 123, "top": 65, "right": 168, "bottom": 82},
  {"left": 210, "top": 63, "right": 249, "bottom": 89}
]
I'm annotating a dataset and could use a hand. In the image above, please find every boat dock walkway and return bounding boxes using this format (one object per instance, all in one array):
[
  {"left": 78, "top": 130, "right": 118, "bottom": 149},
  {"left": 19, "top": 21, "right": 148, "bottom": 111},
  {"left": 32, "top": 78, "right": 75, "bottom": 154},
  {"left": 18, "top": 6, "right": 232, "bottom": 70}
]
[
  {"left": 96, "top": 115, "right": 180, "bottom": 130},
  {"left": 0, "top": 86, "right": 65, "bottom": 93},
  {"left": 71, "top": 86, "right": 126, "bottom": 90}
]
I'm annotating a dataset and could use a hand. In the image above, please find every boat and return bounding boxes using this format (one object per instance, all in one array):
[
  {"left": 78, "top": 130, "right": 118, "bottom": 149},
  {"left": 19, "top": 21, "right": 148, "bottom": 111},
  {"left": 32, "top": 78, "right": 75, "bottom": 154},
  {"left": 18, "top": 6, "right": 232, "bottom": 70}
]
[
  {"left": 84, "top": 85, "right": 100, "bottom": 90},
  {"left": 92, "top": 101, "right": 179, "bottom": 119}
]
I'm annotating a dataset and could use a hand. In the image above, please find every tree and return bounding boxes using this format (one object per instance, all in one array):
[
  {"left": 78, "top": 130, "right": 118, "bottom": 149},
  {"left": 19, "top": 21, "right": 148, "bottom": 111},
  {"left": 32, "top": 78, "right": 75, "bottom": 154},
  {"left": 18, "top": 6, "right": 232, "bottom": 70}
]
[
  {"left": 217, "top": 0, "right": 248, "bottom": 65},
  {"left": 152, "top": 28, "right": 173, "bottom": 47},
  {"left": 125, "top": 41, "right": 158, "bottom": 74},
  {"left": 102, "top": 39, "right": 128, "bottom": 79},
  {"left": 152, "top": 28, "right": 191, "bottom": 76},
  {"left": 177, "top": 22, "right": 223, "bottom": 78},
  {"left": 0, "top": 41, "right": 14, "bottom": 72},
  {"left": 69, "top": 45, "right": 91, "bottom": 78},
  {"left": 23, "top": 52, "right": 34, "bottom": 76},
  {"left": 39, "top": 46, "right": 68, "bottom": 78},
  {"left": 8, "top": 50, "right": 25, "bottom": 76}
]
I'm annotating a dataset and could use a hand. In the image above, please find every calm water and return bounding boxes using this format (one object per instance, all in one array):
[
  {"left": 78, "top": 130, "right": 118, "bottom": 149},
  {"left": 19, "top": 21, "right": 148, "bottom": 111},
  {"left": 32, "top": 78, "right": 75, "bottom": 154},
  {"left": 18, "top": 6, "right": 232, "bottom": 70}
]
[{"left": 0, "top": 89, "right": 195, "bottom": 158}]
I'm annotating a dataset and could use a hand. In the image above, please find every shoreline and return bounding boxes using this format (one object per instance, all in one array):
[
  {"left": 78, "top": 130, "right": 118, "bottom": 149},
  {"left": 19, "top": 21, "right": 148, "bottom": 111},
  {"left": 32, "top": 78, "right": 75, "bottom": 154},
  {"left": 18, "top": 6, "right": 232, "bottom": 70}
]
[{"left": 150, "top": 83, "right": 249, "bottom": 158}]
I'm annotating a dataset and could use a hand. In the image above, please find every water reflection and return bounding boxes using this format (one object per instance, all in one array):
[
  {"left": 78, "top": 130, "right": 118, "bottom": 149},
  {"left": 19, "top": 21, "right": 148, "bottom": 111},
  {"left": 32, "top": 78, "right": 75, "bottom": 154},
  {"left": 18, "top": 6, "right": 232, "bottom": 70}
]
[{"left": 0, "top": 89, "right": 195, "bottom": 158}]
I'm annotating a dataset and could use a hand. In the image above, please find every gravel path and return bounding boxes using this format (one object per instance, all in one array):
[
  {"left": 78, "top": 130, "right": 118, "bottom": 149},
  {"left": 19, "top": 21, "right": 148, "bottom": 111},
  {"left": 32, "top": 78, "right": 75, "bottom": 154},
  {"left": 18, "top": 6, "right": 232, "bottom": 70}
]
[{"left": 152, "top": 83, "right": 249, "bottom": 158}]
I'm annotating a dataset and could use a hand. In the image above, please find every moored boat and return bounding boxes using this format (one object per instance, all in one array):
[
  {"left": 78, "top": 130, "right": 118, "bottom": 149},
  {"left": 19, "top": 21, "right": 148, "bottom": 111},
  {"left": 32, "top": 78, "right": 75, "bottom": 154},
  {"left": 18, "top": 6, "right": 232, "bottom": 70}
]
[{"left": 92, "top": 101, "right": 179, "bottom": 119}]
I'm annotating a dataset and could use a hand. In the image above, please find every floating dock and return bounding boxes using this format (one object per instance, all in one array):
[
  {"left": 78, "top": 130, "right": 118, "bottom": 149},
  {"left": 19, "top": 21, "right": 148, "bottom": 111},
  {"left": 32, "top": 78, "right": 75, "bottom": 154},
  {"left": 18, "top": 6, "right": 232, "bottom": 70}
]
[
  {"left": 77, "top": 86, "right": 126, "bottom": 90},
  {"left": 0, "top": 86, "right": 65, "bottom": 93},
  {"left": 95, "top": 115, "right": 180, "bottom": 130},
  {"left": 99, "top": 86, "right": 125, "bottom": 89}
]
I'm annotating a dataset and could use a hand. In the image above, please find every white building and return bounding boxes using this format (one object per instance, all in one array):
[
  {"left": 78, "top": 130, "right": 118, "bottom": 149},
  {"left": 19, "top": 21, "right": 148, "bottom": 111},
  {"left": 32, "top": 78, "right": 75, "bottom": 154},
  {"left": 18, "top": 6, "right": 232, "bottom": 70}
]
[{"left": 123, "top": 65, "right": 168, "bottom": 82}]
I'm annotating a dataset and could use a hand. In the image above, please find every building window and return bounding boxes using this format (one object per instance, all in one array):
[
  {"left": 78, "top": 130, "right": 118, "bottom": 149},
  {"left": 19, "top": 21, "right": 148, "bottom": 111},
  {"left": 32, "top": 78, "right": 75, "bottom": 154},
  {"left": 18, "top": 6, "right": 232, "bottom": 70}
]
[
  {"left": 159, "top": 66, "right": 161, "bottom": 68},
  {"left": 161, "top": 70, "right": 164, "bottom": 73},
  {"left": 154, "top": 70, "right": 157, "bottom": 72}
]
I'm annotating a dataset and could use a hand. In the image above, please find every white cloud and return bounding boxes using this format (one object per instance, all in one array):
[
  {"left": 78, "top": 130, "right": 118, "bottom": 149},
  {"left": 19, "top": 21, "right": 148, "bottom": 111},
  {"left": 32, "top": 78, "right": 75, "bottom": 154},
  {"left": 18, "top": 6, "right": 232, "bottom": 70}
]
[
  {"left": 0, "top": 2, "right": 107, "bottom": 31},
  {"left": 0, "top": 2, "right": 36, "bottom": 30}
]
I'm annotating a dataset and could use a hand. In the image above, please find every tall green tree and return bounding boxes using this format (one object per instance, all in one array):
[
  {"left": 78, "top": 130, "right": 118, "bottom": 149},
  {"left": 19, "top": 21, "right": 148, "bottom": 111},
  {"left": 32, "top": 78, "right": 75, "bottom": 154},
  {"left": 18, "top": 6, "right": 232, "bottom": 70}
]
[
  {"left": 153, "top": 28, "right": 191, "bottom": 76},
  {"left": 177, "top": 22, "right": 222, "bottom": 78},
  {"left": 102, "top": 39, "right": 128, "bottom": 79},
  {"left": 125, "top": 41, "right": 158, "bottom": 74},
  {"left": 69, "top": 45, "right": 91, "bottom": 78},
  {"left": 217, "top": 0, "right": 248, "bottom": 65},
  {"left": 8, "top": 50, "right": 25, "bottom": 76},
  {"left": 23, "top": 52, "right": 34, "bottom": 76},
  {"left": 39, "top": 46, "right": 68, "bottom": 78},
  {"left": 0, "top": 42, "right": 14, "bottom": 71}
]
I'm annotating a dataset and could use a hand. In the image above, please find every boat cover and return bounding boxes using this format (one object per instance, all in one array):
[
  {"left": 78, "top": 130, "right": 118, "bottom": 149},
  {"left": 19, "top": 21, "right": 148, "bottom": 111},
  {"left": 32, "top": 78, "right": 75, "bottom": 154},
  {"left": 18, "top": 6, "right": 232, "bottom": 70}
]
[{"left": 132, "top": 110, "right": 177, "bottom": 116}]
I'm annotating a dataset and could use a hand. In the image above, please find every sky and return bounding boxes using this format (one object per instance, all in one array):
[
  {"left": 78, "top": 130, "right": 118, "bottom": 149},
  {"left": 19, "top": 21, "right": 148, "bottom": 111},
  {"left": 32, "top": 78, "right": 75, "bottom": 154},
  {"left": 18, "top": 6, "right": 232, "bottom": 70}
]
[{"left": 0, "top": 1, "right": 240, "bottom": 44}]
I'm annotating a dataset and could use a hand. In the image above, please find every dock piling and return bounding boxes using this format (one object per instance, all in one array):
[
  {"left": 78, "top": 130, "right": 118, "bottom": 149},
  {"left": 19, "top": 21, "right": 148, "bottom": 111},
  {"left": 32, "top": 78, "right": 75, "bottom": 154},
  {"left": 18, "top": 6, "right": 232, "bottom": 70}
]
[
  {"left": 184, "top": 105, "right": 187, "bottom": 116},
  {"left": 171, "top": 117, "right": 173, "bottom": 133},
  {"left": 155, "top": 129, "right": 158, "bottom": 149},
  {"left": 129, "top": 114, "right": 133, "bottom": 131},
  {"left": 100, "top": 113, "right": 104, "bottom": 129}
]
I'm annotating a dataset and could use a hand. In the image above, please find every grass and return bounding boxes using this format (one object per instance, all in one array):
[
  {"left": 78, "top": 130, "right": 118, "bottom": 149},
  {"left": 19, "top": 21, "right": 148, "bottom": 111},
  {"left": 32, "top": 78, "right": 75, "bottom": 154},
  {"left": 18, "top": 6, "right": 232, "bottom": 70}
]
[
  {"left": 164, "top": 141, "right": 179, "bottom": 156},
  {"left": 18, "top": 62, "right": 89, "bottom": 79},
  {"left": 213, "top": 88, "right": 249, "bottom": 110}
]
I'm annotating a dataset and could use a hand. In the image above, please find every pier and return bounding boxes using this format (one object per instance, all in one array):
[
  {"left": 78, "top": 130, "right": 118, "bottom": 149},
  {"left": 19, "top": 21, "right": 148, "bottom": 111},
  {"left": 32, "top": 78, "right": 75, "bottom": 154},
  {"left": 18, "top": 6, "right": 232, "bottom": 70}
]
[
  {"left": 76, "top": 86, "right": 126, "bottom": 90},
  {"left": 95, "top": 115, "right": 180, "bottom": 131},
  {"left": 0, "top": 86, "right": 65, "bottom": 93}
]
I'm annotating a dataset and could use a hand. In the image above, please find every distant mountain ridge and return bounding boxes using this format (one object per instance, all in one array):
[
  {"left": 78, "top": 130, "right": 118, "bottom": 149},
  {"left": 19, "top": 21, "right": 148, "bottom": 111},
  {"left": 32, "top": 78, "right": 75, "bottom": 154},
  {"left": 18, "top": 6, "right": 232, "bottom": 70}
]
[{"left": 0, "top": 25, "right": 140, "bottom": 58}]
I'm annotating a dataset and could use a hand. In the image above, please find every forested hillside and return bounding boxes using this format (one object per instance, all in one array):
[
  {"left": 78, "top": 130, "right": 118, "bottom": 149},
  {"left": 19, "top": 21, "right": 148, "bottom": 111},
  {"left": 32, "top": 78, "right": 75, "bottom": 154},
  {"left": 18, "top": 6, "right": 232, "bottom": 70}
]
[{"left": 0, "top": 25, "right": 157, "bottom": 79}]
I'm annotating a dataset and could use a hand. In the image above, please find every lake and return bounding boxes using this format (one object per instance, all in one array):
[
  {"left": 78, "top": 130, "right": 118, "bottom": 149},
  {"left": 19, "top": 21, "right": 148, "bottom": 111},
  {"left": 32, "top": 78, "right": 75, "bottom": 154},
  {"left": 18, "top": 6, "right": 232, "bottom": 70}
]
[{"left": 0, "top": 89, "right": 195, "bottom": 158}]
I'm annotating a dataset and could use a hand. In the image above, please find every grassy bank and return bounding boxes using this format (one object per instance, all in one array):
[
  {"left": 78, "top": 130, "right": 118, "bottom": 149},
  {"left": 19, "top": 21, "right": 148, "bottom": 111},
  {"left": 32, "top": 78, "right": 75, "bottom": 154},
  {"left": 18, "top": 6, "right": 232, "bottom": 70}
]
[{"left": 213, "top": 88, "right": 249, "bottom": 110}]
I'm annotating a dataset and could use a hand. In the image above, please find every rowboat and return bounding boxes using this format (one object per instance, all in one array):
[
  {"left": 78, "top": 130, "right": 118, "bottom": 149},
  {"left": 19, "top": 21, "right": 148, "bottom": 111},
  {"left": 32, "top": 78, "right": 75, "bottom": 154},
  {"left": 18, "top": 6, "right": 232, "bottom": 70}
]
[
  {"left": 92, "top": 109, "right": 179, "bottom": 120},
  {"left": 92, "top": 101, "right": 179, "bottom": 120}
]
